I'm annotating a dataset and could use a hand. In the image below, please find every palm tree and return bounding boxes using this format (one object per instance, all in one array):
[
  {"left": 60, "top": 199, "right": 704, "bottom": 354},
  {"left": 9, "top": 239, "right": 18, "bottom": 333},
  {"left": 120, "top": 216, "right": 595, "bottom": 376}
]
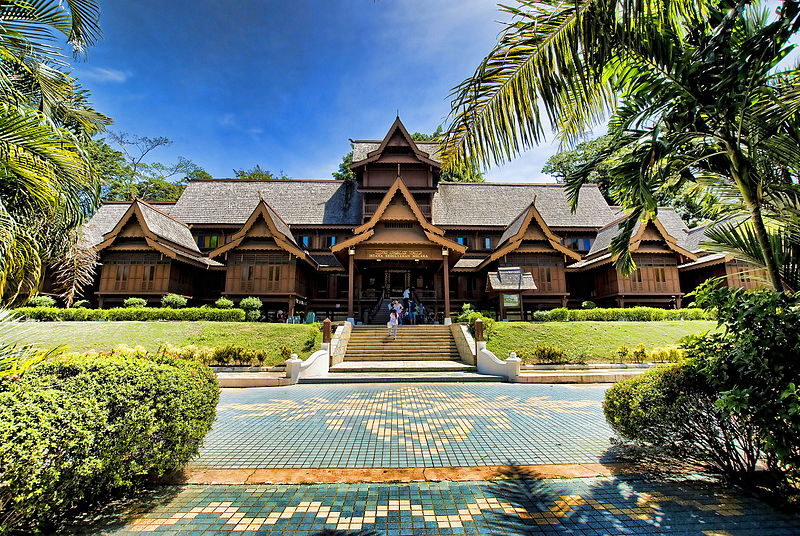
[
  {"left": 0, "top": 1, "right": 110, "bottom": 306},
  {"left": 441, "top": 0, "right": 800, "bottom": 291}
]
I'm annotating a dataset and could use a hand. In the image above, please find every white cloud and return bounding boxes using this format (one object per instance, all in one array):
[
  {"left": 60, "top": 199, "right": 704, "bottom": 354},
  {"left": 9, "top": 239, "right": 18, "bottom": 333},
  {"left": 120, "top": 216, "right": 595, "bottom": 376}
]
[
  {"left": 218, "top": 113, "right": 237, "bottom": 128},
  {"left": 79, "top": 67, "right": 131, "bottom": 83}
]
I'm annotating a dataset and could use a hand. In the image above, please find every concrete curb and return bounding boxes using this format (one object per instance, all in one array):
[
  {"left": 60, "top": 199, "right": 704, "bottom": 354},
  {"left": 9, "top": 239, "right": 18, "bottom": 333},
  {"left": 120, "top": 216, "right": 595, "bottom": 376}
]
[{"left": 182, "top": 463, "right": 641, "bottom": 484}]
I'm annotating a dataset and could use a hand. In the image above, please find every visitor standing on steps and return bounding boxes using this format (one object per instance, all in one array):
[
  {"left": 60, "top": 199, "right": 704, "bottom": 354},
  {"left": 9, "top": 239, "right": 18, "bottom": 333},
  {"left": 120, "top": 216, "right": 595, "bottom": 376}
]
[
  {"left": 393, "top": 300, "right": 404, "bottom": 326},
  {"left": 403, "top": 287, "right": 410, "bottom": 311},
  {"left": 387, "top": 310, "right": 398, "bottom": 340}
]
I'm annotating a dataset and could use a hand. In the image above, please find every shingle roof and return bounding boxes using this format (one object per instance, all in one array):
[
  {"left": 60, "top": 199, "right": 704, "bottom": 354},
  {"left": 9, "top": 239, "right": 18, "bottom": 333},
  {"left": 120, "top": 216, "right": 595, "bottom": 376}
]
[
  {"left": 261, "top": 201, "right": 296, "bottom": 245},
  {"left": 497, "top": 205, "right": 531, "bottom": 247},
  {"left": 168, "top": 180, "right": 363, "bottom": 225},
  {"left": 432, "top": 183, "right": 615, "bottom": 228},
  {"left": 684, "top": 225, "right": 710, "bottom": 253},
  {"left": 586, "top": 207, "right": 689, "bottom": 257},
  {"left": 351, "top": 141, "right": 441, "bottom": 164},
  {"left": 487, "top": 267, "right": 537, "bottom": 291},
  {"left": 136, "top": 200, "right": 202, "bottom": 253},
  {"left": 453, "top": 257, "right": 485, "bottom": 270},
  {"left": 83, "top": 203, "right": 130, "bottom": 246}
]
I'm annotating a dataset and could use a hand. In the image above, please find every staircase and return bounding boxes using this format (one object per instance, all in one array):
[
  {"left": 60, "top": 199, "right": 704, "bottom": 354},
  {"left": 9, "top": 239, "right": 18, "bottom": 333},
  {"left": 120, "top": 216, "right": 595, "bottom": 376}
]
[
  {"left": 300, "top": 325, "right": 503, "bottom": 383},
  {"left": 369, "top": 298, "right": 393, "bottom": 325}
]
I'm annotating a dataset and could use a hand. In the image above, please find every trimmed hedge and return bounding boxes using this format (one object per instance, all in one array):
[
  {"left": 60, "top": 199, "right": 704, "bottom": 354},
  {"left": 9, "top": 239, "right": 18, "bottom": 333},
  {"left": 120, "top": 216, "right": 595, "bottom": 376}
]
[
  {"left": 531, "top": 306, "right": 712, "bottom": 322},
  {"left": 12, "top": 307, "right": 246, "bottom": 322},
  {"left": 27, "top": 295, "right": 55, "bottom": 308},
  {"left": 0, "top": 352, "right": 219, "bottom": 533}
]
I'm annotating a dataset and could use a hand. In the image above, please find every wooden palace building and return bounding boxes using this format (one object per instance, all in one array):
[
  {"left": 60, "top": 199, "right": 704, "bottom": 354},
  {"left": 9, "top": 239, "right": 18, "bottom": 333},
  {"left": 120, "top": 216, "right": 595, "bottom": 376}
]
[{"left": 82, "top": 118, "right": 766, "bottom": 322}]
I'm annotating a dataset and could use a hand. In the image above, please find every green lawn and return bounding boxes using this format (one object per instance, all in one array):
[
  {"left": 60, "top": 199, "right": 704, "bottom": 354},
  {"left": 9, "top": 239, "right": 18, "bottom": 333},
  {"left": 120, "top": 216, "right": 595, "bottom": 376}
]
[
  {"left": 19, "top": 321, "right": 322, "bottom": 359},
  {"left": 486, "top": 320, "right": 717, "bottom": 363}
]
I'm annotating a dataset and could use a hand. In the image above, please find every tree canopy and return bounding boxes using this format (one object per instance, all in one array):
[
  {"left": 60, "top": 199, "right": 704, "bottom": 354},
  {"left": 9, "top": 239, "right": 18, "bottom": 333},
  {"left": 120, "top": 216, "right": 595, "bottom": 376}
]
[
  {"left": 233, "top": 165, "right": 288, "bottom": 181},
  {"left": 92, "top": 135, "right": 211, "bottom": 203},
  {"left": 442, "top": 0, "right": 800, "bottom": 290}
]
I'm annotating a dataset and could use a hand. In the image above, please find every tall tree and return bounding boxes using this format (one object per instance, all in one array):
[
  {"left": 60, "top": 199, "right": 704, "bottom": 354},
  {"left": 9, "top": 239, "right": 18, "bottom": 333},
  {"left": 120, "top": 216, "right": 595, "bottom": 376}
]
[
  {"left": 442, "top": 0, "right": 800, "bottom": 290},
  {"left": 0, "top": 1, "right": 111, "bottom": 306},
  {"left": 95, "top": 135, "right": 211, "bottom": 202},
  {"left": 233, "top": 164, "right": 288, "bottom": 180}
]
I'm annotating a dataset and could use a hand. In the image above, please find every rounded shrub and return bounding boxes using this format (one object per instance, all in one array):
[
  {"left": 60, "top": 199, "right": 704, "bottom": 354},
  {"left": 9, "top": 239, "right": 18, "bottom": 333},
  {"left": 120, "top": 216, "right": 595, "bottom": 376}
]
[
  {"left": 123, "top": 297, "right": 147, "bottom": 308},
  {"left": 0, "top": 353, "right": 219, "bottom": 533},
  {"left": 603, "top": 362, "right": 760, "bottom": 477},
  {"left": 214, "top": 297, "right": 234, "bottom": 309},
  {"left": 161, "top": 294, "right": 188, "bottom": 309},
  {"left": 72, "top": 299, "right": 91, "bottom": 309},
  {"left": 581, "top": 300, "right": 597, "bottom": 309},
  {"left": 27, "top": 295, "right": 55, "bottom": 308},
  {"left": 245, "top": 310, "right": 261, "bottom": 322},
  {"left": 238, "top": 296, "right": 263, "bottom": 312}
]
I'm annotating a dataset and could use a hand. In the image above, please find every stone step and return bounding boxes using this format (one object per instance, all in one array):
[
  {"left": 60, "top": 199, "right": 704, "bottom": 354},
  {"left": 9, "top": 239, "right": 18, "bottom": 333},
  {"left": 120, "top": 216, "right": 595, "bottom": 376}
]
[
  {"left": 347, "top": 343, "right": 456, "bottom": 348},
  {"left": 298, "top": 372, "right": 505, "bottom": 384},
  {"left": 330, "top": 360, "right": 477, "bottom": 373},
  {"left": 343, "top": 356, "right": 460, "bottom": 362}
]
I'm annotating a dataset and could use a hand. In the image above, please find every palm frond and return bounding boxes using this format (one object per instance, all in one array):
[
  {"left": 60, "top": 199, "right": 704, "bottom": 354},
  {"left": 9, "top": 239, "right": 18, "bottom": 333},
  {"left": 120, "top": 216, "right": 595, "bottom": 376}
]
[
  {"left": 440, "top": 0, "right": 706, "bottom": 171},
  {"left": 51, "top": 230, "right": 96, "bottom": 307}
]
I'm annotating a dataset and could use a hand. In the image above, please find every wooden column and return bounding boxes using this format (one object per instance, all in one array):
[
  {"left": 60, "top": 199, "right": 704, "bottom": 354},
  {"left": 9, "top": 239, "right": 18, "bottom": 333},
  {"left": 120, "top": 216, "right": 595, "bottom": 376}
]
[
  {"left": 442, "top": 249, "right": 450, "bottom": 322},
  {"left": 347, "top": 248, "right": 355, "bottom": 319}
]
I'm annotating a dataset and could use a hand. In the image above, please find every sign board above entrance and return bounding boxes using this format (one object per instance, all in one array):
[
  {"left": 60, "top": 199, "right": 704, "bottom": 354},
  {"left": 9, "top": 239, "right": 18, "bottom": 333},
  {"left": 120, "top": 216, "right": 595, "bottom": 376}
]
[{"left": 355, "top": 246, "right": 441, "bottom": 261}]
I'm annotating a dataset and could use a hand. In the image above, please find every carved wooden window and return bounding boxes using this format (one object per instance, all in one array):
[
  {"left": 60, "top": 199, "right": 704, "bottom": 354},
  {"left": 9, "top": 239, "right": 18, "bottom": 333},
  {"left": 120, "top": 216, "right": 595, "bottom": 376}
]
[{"left": 114, "top": 265, "right": 129, "bottom": 290}]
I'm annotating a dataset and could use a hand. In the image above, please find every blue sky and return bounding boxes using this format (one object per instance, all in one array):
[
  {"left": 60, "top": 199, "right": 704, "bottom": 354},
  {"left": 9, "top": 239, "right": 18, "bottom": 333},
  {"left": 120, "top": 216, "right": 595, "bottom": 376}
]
[{"left": 69, "top": 1, "right": 573, "bottom": 183}]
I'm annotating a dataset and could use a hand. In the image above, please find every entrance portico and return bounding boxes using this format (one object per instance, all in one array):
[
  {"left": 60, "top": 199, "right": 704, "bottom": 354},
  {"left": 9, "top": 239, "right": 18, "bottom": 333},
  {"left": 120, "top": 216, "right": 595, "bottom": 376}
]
[{"left": 332, "top": 177, "right": 465, "bottom": 323}]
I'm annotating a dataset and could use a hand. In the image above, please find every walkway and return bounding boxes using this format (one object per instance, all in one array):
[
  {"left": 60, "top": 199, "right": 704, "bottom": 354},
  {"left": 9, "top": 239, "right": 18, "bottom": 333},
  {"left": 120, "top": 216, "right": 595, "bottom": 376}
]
[
  {"left": 72, "top": 383, "right": 800, "bottom": 535},
  {"left": 190, "top": 383, "right": 618, "bottom": 470}
]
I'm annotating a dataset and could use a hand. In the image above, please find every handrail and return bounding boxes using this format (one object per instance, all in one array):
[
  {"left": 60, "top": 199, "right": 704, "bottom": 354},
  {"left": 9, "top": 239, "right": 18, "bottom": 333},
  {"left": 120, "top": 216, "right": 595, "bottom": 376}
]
[{"left": 366, "top": 288, "right": 387, "bottom": 324}]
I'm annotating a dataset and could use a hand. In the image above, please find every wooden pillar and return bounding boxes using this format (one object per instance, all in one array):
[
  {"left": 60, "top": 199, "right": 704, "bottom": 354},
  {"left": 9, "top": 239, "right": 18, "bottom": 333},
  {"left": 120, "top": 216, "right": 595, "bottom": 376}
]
[
  {"left": 323, "top": 317, "right": 332, "bottom": 361},
  {"left": 442, "top": 249, "right": 451, "bottom": 323},
  {"left": 347, "top": 248, "right": 355, "bottom": 319}
]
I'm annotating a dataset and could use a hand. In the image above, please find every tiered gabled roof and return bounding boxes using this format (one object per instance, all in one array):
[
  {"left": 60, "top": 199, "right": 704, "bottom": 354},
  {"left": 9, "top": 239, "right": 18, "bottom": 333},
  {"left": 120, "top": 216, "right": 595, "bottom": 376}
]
[
  {"left": 350, "top": 117, "right": 440, "bottom": 169},
  {"left": 209, "top": 198, "right": 311, "bottom": 264},
  {"left": 476, "top": 200, "right": 581, "bottom": 271},
  {"left": 95, "top": 199, "right": 221, "bottom": 268},
  {"left": 569, "top": 210, "right": 697, "bottom": 270},
  {"left": 331, "top": 177, "right": 466, "bottom": 259}
]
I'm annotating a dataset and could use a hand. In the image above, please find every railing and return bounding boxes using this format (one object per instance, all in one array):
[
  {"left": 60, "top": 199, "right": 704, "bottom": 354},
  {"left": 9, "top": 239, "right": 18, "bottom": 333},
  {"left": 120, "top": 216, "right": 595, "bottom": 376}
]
[{"left": 366, "top": 288, "right": 387, "bottom": 324}]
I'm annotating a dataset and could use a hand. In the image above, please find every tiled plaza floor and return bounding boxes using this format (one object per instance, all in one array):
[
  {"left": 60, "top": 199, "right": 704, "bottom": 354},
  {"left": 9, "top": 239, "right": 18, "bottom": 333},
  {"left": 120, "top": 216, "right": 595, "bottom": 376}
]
[
  {"left": 97, "top": 476, "right": 800, "bottom": 535},
  {"left": 192, "top": 383, "right": 618, "bottom": 469}
]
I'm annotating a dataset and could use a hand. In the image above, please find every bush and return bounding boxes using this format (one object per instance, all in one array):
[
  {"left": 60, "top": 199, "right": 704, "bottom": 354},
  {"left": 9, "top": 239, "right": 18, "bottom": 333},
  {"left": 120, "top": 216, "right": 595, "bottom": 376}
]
[
  {"left": 531, "top": 311, "right": 549, "bottom": 322},
  {"left": 245, "top": 310, "right": 261, "bottom": 322},
  {"left": 581, "top": 300, "right": 596, "bottom": 309},
  {"left": 27, "top": 295, "right": 55, "bottom": 308},
  {"left": 547, "top": 307, "right": 569, "bottom": 321},
  {"left": 690, "top": 283, "right": 800, "bottom": 497},
  {"left": 161, "top": 294, "right": 188, "bottom": 309},
  {"left": 630, "top": 344, "right": 648, "bottom": 364},
  {"left": 531, "top": 344, "right": 567, "bottom": 363},
  {"left": 604, "top": 363, "right": 760, "bottom": 478},
  {"left": 214, "top": 297, "right": 234, "bottom": 309},
  {"left": 123, "top": 297, "right": 147, "bottom": 308},
  {"left": 239, "top": 296, "right": 262, "bottom": 312},
  {"left": 530, "top": 306, "right": 713, "bottom": 322},
  {"left": 72, "top": 299, "right": 91, "bottom": 309},
  {"left": 279, "top": 345, "right": 293, "bottom": 361},
  {"left": 0, "top": 353, "right": 218, "bottom": 532},
  {"left": 466, "top": 311, "right": 496, "bottom": 340},
  {"left": 615, "top": 345, "right": 630, "bottom": 363},
  {"left": 12, "top": 307, "right": 246, "bottom": 322}
]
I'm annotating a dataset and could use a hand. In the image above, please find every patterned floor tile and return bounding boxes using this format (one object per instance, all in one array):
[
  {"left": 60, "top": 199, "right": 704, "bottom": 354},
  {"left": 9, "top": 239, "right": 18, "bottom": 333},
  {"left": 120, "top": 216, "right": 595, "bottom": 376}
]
[
  {"left": 100, "top": 477, "right": 800, "bottom": 535},
  {"left": 192, "top": 383, "right": 618, "bottom": 469}
]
